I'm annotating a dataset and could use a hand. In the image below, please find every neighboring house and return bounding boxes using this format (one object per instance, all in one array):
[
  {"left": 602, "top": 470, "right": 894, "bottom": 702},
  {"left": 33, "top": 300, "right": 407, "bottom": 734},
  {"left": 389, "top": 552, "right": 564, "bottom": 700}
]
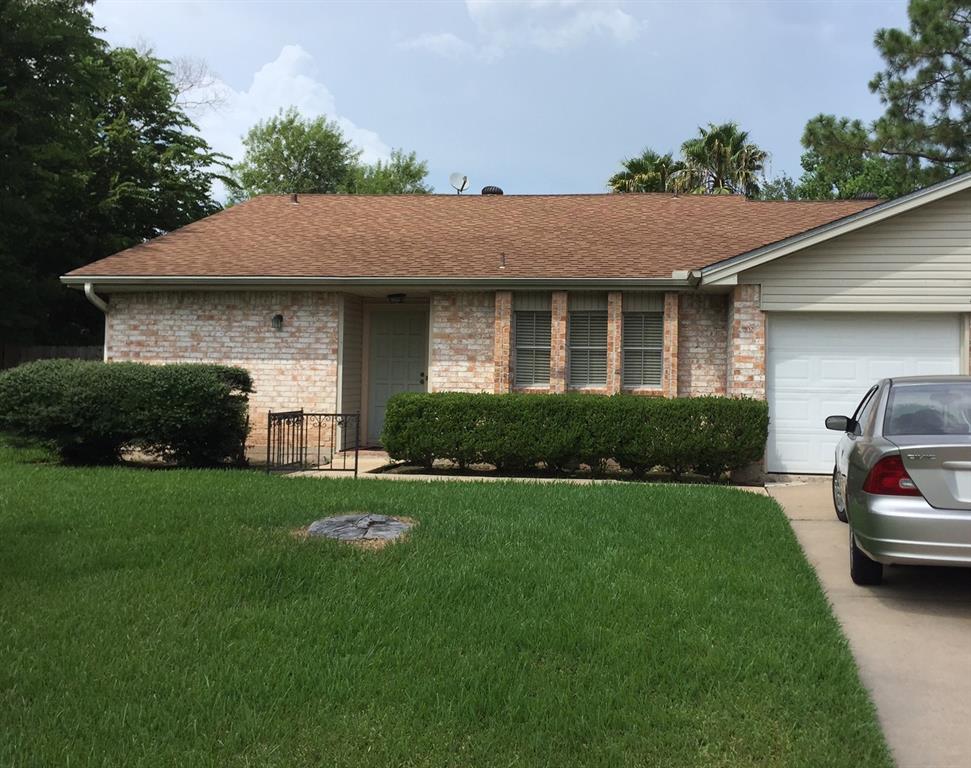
[{"left": 62, "top": 173, "right": 971, "bottom": 473}]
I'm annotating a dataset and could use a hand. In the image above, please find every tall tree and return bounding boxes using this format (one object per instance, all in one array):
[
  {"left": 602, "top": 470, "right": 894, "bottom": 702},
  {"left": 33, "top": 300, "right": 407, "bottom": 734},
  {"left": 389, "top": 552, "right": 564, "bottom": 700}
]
[
  {"left": 0, "top": 0, "right": 105, "bottom": 342},
  {"left": 230, "top": 108, "right": 432, "bottom": 200},
  {"left": 607, "top": 149, "right": 683, "bottom": 193},
  {"left": 0, "top": 1, "right": 226, "bottom": 344},
  {"left": 82, "top": 47, "right": 228, "bottom": 259},
  {"left": 673, "top": 122, "right": 768, "bottom": 197},
  {"left": 344, "top": 149, "right": 432, "bottom": 194},
  {"left": 799, "top": 0, "right": 971, "bottom": 198},
  {"left": 229, "top": 108, "right": 360, "bottom": 200}
]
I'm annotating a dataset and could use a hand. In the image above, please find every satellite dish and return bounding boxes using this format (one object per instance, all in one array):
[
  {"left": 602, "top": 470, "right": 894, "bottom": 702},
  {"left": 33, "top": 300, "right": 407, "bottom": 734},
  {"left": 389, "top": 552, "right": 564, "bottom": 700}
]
[{"left": 449, "top": 172, "right": 469, "bottom": 194}]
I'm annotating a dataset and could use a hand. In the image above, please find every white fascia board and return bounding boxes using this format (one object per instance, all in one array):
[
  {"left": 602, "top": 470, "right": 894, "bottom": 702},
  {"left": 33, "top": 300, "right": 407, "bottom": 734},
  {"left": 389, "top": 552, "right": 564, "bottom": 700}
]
[
  {"left": 60, "top": 275, "right": 696, "bottom": 290},
  {"left": 700, "top": 171, "right": 971, "bottom": 284}
]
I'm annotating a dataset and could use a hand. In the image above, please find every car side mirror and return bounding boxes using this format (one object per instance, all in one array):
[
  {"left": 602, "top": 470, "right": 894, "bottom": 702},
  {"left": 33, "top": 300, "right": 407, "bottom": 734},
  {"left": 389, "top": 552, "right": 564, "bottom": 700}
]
[{"left": 825, "top": 415, "right": 854, "bottom": 432}]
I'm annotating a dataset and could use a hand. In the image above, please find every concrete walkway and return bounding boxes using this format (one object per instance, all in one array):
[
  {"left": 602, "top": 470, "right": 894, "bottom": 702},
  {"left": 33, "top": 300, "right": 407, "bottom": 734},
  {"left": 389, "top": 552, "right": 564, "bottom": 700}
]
[{"left": 768, "top": 479, "right": 971, "bottom": 768}]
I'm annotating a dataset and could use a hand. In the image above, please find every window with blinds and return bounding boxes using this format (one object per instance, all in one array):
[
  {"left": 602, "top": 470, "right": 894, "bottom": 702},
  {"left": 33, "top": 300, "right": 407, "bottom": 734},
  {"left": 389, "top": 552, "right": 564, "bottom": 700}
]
[
  {"left": 514, "top": 311, "right": 551, "bottom": 386},
  {"left": 568, "top": 311, "right": 608, "bottom": 386},
  {"left": 622, "top": 312, "right": 664, "bottom": 387}
]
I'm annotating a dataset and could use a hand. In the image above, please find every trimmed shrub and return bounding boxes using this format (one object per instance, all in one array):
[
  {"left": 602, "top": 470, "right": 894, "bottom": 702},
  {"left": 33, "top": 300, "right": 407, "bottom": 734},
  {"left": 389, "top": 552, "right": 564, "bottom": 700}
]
[
  {"left": 382, "top": 392, "right": 769, "bottom": 480},
  {"left": 0, "top": 360, "right": 253, "bottom": 466}
]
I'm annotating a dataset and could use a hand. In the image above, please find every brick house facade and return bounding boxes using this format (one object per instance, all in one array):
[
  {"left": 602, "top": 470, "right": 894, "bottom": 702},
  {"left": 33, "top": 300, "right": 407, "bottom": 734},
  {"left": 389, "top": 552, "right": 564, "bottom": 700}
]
[
  {"left": 67, "top": 181, "right": 971, "bottom": 471},
  {"left": 103, "top": 285, "right": 765, "bottom": 448}
]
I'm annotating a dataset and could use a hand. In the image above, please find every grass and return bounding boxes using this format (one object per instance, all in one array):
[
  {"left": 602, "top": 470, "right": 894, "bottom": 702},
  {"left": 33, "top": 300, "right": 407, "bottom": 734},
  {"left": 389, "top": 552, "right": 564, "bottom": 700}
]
[{"left": 0, "top": 441, "right": 891, "bottom": 767}]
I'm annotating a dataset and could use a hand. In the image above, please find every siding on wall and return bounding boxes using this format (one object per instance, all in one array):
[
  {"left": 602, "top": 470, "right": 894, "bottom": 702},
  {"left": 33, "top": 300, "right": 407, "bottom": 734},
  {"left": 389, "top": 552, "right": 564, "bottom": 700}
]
[
  {"left": 339, "top": 295, "right": 363, "bottom": 415},
  {"left": 428, "top": 292, "right": 496, "bottom": 392},
  {"left": 740, "top": 189, "right": 971, "bottom": 311},
  {"left": 567, "top": 292, "right": 608, "bottom": 311},
  {"left": 623, "top": 292, "right": 665, "bottom": 312},
  {"left": 105, "top": 291, "right": 341, "bottom": 443}
]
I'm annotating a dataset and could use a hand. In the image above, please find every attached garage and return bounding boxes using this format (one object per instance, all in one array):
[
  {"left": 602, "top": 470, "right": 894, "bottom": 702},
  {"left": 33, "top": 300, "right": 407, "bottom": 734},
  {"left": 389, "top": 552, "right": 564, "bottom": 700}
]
[
  {"left": 765, "top": 313, "right": 963, "bottom": 473},
  {"left": 704, "top": 173, "right": 971, "bottom": 475}
]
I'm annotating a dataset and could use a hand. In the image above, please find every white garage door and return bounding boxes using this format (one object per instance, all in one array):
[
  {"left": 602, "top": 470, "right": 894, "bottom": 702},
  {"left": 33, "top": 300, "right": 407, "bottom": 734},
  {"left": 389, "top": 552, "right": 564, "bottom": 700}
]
[{"left": 766, "top": 313, "right": 962, "bottom": 474}]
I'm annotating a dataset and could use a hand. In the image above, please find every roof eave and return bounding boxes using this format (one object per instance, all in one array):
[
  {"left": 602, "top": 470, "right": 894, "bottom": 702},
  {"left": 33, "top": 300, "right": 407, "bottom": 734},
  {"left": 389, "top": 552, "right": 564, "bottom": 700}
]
[{"left": 61, "top": 275, "right": 698, "bottom": 290}]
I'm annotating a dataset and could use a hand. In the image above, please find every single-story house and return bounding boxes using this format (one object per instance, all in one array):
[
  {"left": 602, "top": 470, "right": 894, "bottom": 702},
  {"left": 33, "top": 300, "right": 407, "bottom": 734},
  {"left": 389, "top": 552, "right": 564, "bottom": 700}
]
[{"left": 62, "top": 172, "right": 971, "bottom": 473}]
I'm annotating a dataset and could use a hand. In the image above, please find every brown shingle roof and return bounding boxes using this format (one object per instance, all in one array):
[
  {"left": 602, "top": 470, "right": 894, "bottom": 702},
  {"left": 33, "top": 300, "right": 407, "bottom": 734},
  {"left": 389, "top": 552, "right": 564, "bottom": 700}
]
[{"left": 66, "top": 193, "right": 879, "bottom": 280}]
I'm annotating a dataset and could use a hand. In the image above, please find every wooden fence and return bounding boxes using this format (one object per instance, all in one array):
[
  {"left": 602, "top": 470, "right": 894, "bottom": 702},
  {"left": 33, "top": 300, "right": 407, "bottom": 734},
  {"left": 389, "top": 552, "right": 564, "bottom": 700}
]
[{"left": 0, "top": 344, "right": 103, "bottom": 370}]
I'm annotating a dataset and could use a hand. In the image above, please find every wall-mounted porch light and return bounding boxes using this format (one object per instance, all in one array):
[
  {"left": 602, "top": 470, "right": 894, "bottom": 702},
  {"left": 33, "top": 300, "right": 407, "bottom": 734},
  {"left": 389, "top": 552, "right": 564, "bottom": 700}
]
[
  {"left": 271, "top": 313, "right": 284, "bottom": 331},
  {"left": 387, "top": 293, "right": 406, "bottom": 304}
]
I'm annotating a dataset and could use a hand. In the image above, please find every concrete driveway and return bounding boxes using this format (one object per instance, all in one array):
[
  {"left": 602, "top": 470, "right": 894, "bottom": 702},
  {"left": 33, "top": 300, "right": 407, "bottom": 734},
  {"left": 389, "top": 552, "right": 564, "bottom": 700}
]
[{"left": 768, "top": 479, "right": 971, "bottom": 768}]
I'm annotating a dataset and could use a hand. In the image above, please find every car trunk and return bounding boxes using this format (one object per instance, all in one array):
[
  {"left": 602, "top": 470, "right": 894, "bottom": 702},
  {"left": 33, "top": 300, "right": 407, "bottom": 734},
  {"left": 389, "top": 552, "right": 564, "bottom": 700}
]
[{"left": 890, "top": 436, "right": 971, "bottom": 510}]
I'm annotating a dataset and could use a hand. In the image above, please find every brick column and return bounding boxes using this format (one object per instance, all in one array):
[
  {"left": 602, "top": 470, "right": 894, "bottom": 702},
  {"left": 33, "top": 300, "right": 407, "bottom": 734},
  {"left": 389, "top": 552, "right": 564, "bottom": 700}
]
[
  {"left": 606, "top": 291, "right": 623, "bottom": 394},
  {"left": 493, "top": 290, "right": 513, "bottom": 393},
  {"left": 550, "top": 291, "right": 568, "bottom": 393},
  {"left": 662, "top": 293, "right": 679, "bottom": 398},
  {"left": 727, "top": 284, "right": 766, "bottom": 399}
]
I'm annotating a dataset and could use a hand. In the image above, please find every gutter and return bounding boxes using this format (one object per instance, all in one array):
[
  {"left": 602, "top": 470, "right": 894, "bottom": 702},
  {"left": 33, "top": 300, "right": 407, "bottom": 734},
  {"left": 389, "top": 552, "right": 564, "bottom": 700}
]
[{"left": 62, "top": 275, "right": 698, "bottom": 290}]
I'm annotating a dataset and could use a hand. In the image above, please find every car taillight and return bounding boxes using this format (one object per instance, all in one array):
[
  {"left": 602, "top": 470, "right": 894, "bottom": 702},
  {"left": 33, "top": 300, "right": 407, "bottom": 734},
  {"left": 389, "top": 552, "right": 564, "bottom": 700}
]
[{"left": 862, "top": 455, "right": 921, "bottom": 497}]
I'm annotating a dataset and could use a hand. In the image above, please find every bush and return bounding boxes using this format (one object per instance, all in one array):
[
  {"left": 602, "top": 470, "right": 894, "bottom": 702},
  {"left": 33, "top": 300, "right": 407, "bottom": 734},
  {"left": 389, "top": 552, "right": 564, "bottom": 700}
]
[
  {"left": 0, "top": 360, "right": 253, "bottom": 466},
  {"left": 382, "top": 392, "right": 769, "bottom": 481}
]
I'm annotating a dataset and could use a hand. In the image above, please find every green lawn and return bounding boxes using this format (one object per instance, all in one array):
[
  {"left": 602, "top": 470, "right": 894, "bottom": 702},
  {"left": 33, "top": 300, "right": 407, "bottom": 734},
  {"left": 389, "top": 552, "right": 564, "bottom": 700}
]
[{"left": 0, "top": 442, "right": 890, "bottom": 767}]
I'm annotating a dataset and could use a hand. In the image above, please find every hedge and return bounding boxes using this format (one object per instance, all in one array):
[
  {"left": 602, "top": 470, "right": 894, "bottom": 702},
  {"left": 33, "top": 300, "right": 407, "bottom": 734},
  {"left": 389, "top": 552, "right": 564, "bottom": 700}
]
[
  {"left": 382, "top": 392, "right": 769, "bottom": 480},
  {"left": 0, "top": 360, "right": 253, "bottom": 466}
]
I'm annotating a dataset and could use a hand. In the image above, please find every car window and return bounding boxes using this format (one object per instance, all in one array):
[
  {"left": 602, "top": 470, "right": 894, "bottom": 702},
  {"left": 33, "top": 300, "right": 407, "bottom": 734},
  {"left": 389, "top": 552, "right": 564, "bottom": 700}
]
[
  {"left": 885, "top": 382, "right": 971, "bottom": 435},
  {"left": 855, "top": 386, "right": 881, "bottom": 436},
  {"left": 850, "top": 386, "right": 879, "bottom": 435}
]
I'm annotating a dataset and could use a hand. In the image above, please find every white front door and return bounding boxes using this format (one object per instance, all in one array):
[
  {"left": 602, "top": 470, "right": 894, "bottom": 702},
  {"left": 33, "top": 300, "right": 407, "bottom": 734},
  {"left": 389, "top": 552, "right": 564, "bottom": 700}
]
[
  {"left": 367, "top": 309, "right": 428, "bottom": 444},
  {"left": 766, "top": 312, "right": 962, "bottom": 474}
]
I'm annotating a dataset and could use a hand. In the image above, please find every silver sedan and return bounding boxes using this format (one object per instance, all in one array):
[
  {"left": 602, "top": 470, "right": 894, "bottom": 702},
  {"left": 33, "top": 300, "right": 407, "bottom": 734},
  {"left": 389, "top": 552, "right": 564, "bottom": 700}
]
[{"left": 826, "top": 376, "right": 971, "bottom": 585}]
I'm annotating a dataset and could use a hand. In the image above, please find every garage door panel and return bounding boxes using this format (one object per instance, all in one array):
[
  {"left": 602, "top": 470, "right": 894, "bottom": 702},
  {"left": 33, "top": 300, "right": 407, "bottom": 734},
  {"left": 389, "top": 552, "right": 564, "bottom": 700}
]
[{"left": 766, "top": 313, "right": 961, "bottom": 473}]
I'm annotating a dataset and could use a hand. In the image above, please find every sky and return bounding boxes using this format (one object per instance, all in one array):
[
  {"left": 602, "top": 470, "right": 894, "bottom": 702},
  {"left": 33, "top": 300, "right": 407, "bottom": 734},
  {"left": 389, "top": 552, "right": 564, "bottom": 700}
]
[{"left": 92, "top": 0, "right": 911, "bottom": 196}]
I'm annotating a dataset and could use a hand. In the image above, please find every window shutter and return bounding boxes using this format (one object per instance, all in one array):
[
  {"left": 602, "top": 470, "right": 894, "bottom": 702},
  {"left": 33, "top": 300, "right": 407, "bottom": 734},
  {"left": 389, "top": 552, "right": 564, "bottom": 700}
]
[
  {"left": 622, "top": 313, "right": 664, "bottom": 388},
  {"left": 568, "top": 311, "right": 607, "bottom": 386},
  {"left": 514, "top": 311, "right": 551, "bottom": 386}
]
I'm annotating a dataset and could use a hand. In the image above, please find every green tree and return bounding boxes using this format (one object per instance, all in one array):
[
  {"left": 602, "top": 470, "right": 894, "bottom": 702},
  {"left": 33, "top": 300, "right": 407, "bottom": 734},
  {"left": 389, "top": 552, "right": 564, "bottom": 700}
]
[
  {"left": 230, "top": 108, "right": 432, "bottom": 199},
  {"left": 0, "top": 1, "right": 226, "bottom": 344},
  {"left": 673, "top": 122, "right": 768, "bottom": 197},
  {"left": 607, "top": 149, "right": 683, "bottom": 193},
  {"left": 346, "top": 149, "right": 432, "bottom": 194},
  {"left": 758, "top": 173, "right": 799, "bottom": 201},
  {"left": 0, "top": 0, "right": 105, "bottom": 342},
  {"left": 229, "top": 108, "right": 360, "bottom": 200},
  {"left": 799, "top": 1, "right": 971, "bottom": 198},
  {"left": 83, "top": 47, "right": 229, "bottom": 261}
]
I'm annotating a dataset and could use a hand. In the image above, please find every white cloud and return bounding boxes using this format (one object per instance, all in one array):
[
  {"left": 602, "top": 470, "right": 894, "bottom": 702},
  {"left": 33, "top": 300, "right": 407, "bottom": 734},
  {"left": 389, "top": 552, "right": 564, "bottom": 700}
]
[
  {"left": 194, "top": 44, "right": 390, "bottom": 171},
  {"left": 398, "top": 32, "right": 478, "bottom": 59},
  {"left": 400, "top": 0, "right": 640, "bottom": 58},
  {"left": 466, "top": 0, "right": 640, "bottom": 51}
]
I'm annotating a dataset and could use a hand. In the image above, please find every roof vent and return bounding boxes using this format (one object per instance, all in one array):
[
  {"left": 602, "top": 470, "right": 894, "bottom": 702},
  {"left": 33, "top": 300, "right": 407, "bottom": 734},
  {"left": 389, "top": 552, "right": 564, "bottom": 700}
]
[
  {"left": 481, "top": 185, "right": 504, "bottom": 196},
  {"left": 854, "top": 191, "right": 878, "bottom": 200}
]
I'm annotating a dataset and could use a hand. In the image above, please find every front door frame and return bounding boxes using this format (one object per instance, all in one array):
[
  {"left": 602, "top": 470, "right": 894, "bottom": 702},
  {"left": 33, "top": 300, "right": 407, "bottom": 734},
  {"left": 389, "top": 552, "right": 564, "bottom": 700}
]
[{"left": 360, "top": 301, "right": 430, "bottom": 447}]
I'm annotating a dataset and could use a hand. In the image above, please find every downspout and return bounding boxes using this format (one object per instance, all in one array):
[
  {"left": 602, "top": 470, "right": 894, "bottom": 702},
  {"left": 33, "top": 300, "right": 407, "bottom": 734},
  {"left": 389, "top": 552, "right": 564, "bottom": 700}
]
[
  {"left": 83, "top": 282, "right": 109, "bottom": 362},
  {"left": 83, "top": 282, "right": 108, "bottom": 313}
]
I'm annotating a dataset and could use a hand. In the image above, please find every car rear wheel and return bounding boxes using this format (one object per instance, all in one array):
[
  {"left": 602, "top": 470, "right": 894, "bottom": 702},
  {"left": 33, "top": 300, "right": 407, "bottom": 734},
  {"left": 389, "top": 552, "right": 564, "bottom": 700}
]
[
  {"left": 850, "top": 529, "right": 883, "bottom": 586},
  {"left": 832, "top": 466, "right": 848, "bottom": 523}
]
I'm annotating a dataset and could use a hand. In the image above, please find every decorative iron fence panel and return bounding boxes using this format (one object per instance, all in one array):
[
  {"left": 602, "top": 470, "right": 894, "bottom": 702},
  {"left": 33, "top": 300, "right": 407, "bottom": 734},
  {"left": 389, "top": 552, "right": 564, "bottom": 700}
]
[{"left": 266, "top": 410, "right": 360, "bottom": 475}]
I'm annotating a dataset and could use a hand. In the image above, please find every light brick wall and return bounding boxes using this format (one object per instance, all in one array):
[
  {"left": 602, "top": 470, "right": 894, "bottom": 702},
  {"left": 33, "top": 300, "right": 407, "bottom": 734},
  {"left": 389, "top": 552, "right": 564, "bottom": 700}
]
[
  {"left": 550, "top": 291, "right": 568, "bottom": 393},
  {"left": 493, "top": 291, "right": 513, "bottom": 393},
  {"left": 727, "top": 284, "right": 766, "bottom": 398},
  {"left": 428, "top": 291, "right": 496, "bottom": 392},
  {"left": 105, "top": 291, "right": 341, "bottom": 442},
  {"left": 661, "top": 293, "right": 680, "bottom": 397},
  {"left": 678, "top": 293, "right": 729, "bottom": 396},
  {"left": 606, "top": 292, "right": 623, "bottom": 394}
]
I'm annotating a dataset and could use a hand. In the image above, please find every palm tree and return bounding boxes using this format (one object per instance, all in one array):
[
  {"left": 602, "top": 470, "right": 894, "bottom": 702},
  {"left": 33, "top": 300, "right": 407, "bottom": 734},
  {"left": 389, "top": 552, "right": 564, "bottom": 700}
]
[
  {"left": 672, "top": 122, "right": 767, "bottom": 197},
  {"left": 607, "top": 149, "right": 684, "bottom": 193}
]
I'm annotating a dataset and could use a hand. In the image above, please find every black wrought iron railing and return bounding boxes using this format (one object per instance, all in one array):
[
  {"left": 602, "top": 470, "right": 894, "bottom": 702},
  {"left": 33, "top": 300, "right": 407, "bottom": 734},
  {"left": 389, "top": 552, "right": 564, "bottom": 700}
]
[{"left": 265, "top": 410, "right": 360, "bottom": 475}]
